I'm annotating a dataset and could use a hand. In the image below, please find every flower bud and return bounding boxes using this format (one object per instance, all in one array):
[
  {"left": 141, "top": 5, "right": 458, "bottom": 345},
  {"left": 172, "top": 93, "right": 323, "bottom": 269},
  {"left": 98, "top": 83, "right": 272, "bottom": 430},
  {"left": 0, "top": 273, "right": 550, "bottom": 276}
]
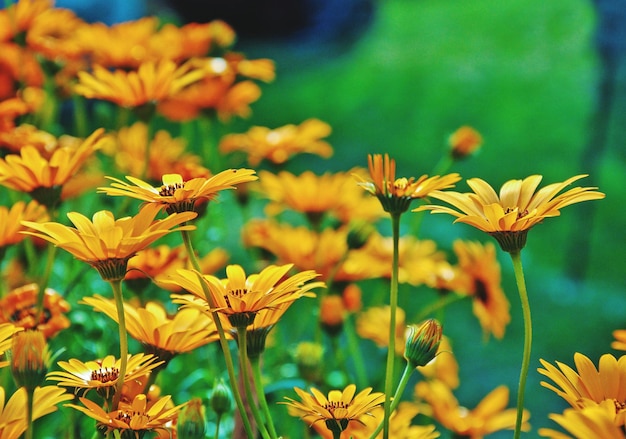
[
  {"left": 404, "top": 319, "right": 443, "bottom": 368},
  {"left": 10, "top": 329, "right": 49, "bottom": 391},
  {"left": 319, "top": 295, "right": 345, "bottom": 337},
  {"left": 449, "top": 126, "right": 482, "bottom": 160},
  {"left": 346, "top": 221, "right": 376, "bottom": 250},
  {"left": 210, "top": 379, "right": 232, "bottom": 416},
  {"left": 293, "top": 341, "right": 324, "bottom": 384},
  {"left": 178, "top": 397, "right": 206, "bottom": 439}
]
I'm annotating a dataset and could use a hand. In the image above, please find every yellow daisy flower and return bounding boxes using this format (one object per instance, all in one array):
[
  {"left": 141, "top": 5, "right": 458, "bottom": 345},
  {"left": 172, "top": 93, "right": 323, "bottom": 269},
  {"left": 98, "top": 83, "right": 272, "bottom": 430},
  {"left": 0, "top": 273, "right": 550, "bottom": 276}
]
[
  {"left": 0, "top": 200, "right": 48, "bottom": 249},
  {"left": 219, "top": 118, "right": 333, "bottom": 166},
  {"left": 81, "top": 295, "right": 219, "bottom": 365},
  {"left": 537, "top": 352, "right": 626, "bottom": 425},
  {"left": 74, "top": 59, "right": 209, "bottom": 108},
  {"left": 99, "top": 170, "right": 257, "bottom": 214},
  {"left": 415, "top": 380, "right": 530, "bottom": 437},
  {"left": 282, "top": 384, "right": 386, "bottom": 435},
  {"left": 0, "top": 385, "right": 73, "bottom": 439},
  {"left": 21, "top": 205, "right": 196, "bottom": 281},
  {"left": 415, "top": 174, "right": 605, "bottom": 252},
  {"left": 0, "top": 128, "right": 107, "bottom": 207},
  {"left": 256, "top": 169, "right": 385, "bottom": 226},
  {"left": 46, "top": 353, "right": 162, "bottom": 400},
  {"left": 356, "top": 306, "right": 406, "bottom": 356},
  {"left": 356, "top": 153, "right": 461, "bottom": 214},
  {"left": 538, "top": 402, "right": 625, "bottom": 439},
  {"left": 66, "top": 393, "right": 182, "bottom": 437},
  {"left": 452, "top": 240, "right": 511, "bottom": 339},
  {"left": 164, "top": 263, "right": 323, "bottom": 328}
]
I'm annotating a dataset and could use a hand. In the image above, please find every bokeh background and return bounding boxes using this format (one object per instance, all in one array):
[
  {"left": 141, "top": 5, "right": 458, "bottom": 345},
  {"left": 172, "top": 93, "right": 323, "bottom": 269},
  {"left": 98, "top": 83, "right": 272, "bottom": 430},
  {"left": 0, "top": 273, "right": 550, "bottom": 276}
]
[{"left": 44, "top": 0, "right": 626, "bottom": 435}]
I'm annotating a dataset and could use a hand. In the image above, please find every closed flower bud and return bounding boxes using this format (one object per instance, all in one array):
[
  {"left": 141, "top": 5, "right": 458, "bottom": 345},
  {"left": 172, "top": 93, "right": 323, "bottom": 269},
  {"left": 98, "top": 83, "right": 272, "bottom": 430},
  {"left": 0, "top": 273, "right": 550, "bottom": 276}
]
[
  {"left": 346, "top": 220, "right": 376, "bottom": 250},
  {"left": 319, "top": 295, "right": 345, "bottom": 337},
  {"left": 449, "top": 126, "right": 482, "bottom": 160},
  {"left": 404, "top": 319, "right": 443, "bottom": 368},
  {"left": 294, "top": 341, "right": 324, "bottom": 384},
  {"left": 10, "top": 329, "right": 49, "bottom": 391},
  {"left": 178, "top": 397, "right": 206, "bottom": 439},
  {"left": 210, "top": 379, "right": 232, "bottom": 416}
]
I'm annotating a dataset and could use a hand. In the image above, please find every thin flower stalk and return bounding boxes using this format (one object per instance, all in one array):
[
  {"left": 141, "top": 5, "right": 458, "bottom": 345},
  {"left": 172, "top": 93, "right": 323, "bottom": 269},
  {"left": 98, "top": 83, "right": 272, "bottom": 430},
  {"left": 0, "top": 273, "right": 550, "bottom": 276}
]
[
  {"left": 180, "top": 228, "right": 255, "bottom": 439},
  {"left": 250, "top": 356, "right": 279, "bottom": 439},
  {"left": 510, "top": 250, "right": 531, "bottom": 439},
  {"left": 382, "top": 211, "right": 401, "bottom": 439},
  {"left": 109, "top": 279, "right": 129, "bottom": 410},
  {"left": 236, "top": 325, "right": 272, "bottom": 439}
]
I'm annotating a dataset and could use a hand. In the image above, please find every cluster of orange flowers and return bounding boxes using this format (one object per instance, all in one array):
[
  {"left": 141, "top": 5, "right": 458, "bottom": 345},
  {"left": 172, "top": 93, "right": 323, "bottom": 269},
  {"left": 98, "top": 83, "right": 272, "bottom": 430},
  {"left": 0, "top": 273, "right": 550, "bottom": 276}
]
[{"left": 0, "top": 1, "right": 617, "bottom": 438}]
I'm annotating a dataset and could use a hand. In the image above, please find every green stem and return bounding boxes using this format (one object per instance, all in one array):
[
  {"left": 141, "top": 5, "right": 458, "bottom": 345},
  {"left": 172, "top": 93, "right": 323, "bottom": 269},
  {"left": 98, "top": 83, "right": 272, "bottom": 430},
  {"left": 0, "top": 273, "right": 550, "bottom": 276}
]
[
  {"left": 181, "top": 229, "right": 255, "bottom": 439},
  {"left": 368, "top": 362, "right": 415, "bottom": 439},
  {"left": 344, "top": 313, "right": 368, "bottom": 389},
  {"left": 331, "top": 430, "right": 342, "bottom": 439},
  {"left": 25, "top": 388, "right": 34, "bottom": 439},
  {"left": 72, "top": 94, "right": 88, "bottom": 137},
  {"left": 214, "top": 413, "right": 222, "bottom": 439},
  {"left": 382, "top": 212, "right": 401, "bottom": 439},
  {"left": 509, "top": 250, "right": 531, "bottom": 439},
  {"left": 110, "top": 279, "right": 128, "bottom": 410},
  {"left": 250, "top": 356, "right": 279, "bottom": 439},
  {"left": 35, "top": 243, "right": 56, "bottom": 322},
  {"left": 236, "top": 327, "right": 270, "bottom": 439}
]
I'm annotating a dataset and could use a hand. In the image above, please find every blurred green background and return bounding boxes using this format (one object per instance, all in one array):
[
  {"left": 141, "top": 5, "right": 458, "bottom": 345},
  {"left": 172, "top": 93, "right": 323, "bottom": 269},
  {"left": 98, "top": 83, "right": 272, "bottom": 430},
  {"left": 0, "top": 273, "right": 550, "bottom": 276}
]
[{"left": 227, "top": 0, "right": 626, "bottom": 434}]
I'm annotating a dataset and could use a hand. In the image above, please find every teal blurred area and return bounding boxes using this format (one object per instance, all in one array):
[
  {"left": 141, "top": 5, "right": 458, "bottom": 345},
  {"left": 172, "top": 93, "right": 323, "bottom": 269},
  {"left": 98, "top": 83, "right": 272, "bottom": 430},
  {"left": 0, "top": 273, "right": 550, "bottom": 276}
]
[{"left": 228, "top": 0, "right": 625, "bottom": 434}]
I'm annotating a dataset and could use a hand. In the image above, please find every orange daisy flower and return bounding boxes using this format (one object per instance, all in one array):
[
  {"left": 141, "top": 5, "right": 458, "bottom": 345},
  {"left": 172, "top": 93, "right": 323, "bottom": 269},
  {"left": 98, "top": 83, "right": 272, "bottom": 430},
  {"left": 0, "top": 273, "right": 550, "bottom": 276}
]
[
  {"left": 0, "top": 200, "right": 48, "bottom": 249},
  {"left": 0, "top": 386, "right": 73, "bottom": 439},
  {"left": 282, "top": 384, "right": 385, "bottom": 435},
  {"left": 74, "top": 59, "right": 210, "bottom": 108},
  {"left": 47, "top": 353, "right": 162, "bottom": 400},
  {"left": 164, "top": 263, "right": 323, "bottom": 328},
  {"left": 81, "top": 295, "right": 219, "bottom": 365},
  {"left": 448, "top": 125, "right": 482, "bottom": 160},
  {"left": 0, "top": 283, "right": 70, "bottom": 338},
  {"left": 539, "top": 403, "right": 626, "bottom": 439},
  {"left": 21, "top": 205, "right": 197, "bottom": 281},
  {"left": 66, "top": 393, "right": 183, "bottom": 437},
  {"left": 0, "top": 128, "right": 107, "bottom": 207},
  {"left": 256, "top": 169, "right": 385, "bottom": 226},
  {"left": 537, "top": 352, "right": 626, "bottom": 425},
  {"left": 219, "top": 118, "right": 333, "bottom": 166},
  {"left": 356, "top": 153, "right": 461, "bottom": 214},
  {"left": 452, "top": 240, "right": 510, "bottom": 339},
  {"left": 415, "top": 380, "right": 530, "bottom": 437},
  {"left": 107, "top": 122, "right": 211, "bottom": 182},
  {"left": 0, "top": 0, "right": 53, "bottom": 41},
  {"left": 26, "top": 7, "right": 87, "bottom": 61},
  {"left": 99, "top": 170, "right": 257, "bottom": 214},
  {"left": 415, "top": 174, "right": 605, "bottom": 252}
]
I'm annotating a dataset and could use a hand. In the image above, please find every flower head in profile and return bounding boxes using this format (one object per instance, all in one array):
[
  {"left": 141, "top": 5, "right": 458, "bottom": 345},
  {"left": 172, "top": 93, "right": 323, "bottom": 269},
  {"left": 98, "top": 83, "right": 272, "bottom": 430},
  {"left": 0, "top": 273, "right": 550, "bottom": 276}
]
[
  {"left": 356, "top": 154, "right": 461, "bottom": 214},
  {"left": 404, "top": 319, "right": 443, "bottom": 368},
  {"left": 282, "top": 384, "right": 385, "bottom": 435},
  {"left": 81, "top": 295, "right": 219, "bottom": 367},
  {"left": 164, "top": 263, "right": 323, "bottom": 328},
  {"left": 74, "top": 59, "right": 209, "bottom": 108},
  {"left": 415, "top": 380, "right": 530, "bottom": 437},
  {"left": 219, "top": 119, "right": 333, "bottom": 166},
  {"left": 21, "top": 205, "right": 196, "bottom": 281},
  {"left": 538, "top": 402, "right": 625, "bottom": 439},
  {"left": 99, "top": 170, "right": 257, "bottom": 214},
  {"left": 65, "top": 393, "right": 183, "bottom": 437},
  {"left": 0, "top": 283, "right": 70, "bottom": 338},
  {"left": 0, "top": 200, "right": 48, "bottom": 251},
  {"left": 537, "top": 353, "right": 626, "bottom": 425},
  {"left": 452, "top": 240, "right": 510, "bottom": 339},
  {"left": 415, "top": 174, "right": 605, "bottom": 252},
  {"left": 47, "top": 353, "right": 163, "bottom": 400},
  {"left": 0, "top": 128, "right": 107, "bottom": 208}
]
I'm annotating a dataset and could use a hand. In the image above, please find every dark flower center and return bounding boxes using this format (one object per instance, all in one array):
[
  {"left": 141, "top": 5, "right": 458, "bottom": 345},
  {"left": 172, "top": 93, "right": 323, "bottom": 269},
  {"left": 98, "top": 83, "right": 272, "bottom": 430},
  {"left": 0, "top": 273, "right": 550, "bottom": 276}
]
[
  {"left": 159, "top": 182, "right": 185, "bottom": 197},
  {"left": 504, "top": 207, "right": 529, "bottom": 219},
  {"left": 91, "top": 367, "right": 119, "bottom": 384},
  {"left": 474, "top": 279, "right": 489, "bottom": 304}
]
